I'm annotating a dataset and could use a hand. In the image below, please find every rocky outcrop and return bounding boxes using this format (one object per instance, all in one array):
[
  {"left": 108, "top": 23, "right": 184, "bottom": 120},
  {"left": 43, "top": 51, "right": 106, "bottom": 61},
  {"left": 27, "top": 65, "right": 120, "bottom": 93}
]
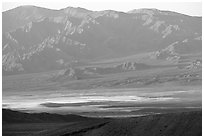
[
  {"left": 185, "top": 59, "right": 202, "bottom": 70},
  {"left": 117, "top": 62, "right": 151, "bottom": 71},
  {"left": 154, "top": 42, "right": 180, "bottom": 62}
]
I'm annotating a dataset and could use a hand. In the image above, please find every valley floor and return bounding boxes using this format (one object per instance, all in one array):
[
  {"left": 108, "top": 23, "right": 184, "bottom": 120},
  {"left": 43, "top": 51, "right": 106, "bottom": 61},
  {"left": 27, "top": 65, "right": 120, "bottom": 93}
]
[{"left": 2, "top": 56, "right": 202, "bottom": 136}]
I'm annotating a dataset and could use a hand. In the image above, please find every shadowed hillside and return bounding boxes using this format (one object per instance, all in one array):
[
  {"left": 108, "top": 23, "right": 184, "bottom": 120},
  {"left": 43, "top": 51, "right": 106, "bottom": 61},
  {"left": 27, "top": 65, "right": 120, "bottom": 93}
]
[
  {"left": 78, "top": 111, "right": 202, "bottom": 136},
  {"left": 2, "top": 109, "right": 89, "bottom": 124},
  {"left": 2, "top": 109, "right": 202, "bottom": 136}
]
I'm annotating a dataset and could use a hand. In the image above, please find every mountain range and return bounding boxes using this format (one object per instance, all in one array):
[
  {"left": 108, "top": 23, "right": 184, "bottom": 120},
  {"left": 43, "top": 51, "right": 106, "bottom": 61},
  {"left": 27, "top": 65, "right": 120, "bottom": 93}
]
[{"left": 2, "top": 6, "right": 202, "bottom": 75}]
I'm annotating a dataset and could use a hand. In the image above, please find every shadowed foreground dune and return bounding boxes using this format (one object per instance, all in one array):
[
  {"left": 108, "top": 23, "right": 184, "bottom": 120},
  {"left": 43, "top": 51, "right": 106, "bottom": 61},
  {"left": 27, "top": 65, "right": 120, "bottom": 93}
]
[{"left": 2, "top": 109, "right": 202, "bottom": 136}]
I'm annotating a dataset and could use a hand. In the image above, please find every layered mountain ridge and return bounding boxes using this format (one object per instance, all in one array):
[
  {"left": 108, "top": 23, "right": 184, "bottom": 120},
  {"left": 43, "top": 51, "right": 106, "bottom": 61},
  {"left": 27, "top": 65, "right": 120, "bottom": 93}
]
[{"left": 2, "top": 6, "right": 202, "bottom": 75}]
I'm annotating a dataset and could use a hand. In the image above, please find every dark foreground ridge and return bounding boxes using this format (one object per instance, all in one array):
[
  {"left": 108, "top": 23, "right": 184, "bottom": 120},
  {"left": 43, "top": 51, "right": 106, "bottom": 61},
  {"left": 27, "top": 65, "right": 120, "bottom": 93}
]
[
  {"left": 2, "top": 109, "right": 202, "bottom": 136},
  {"left": 2, "top": 108, "right": 89, "bottom": 124}
]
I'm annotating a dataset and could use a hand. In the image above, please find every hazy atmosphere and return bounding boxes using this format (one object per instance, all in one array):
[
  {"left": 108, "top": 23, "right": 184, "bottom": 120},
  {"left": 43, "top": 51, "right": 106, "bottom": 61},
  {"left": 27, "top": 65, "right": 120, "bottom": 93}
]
[
  {"left": 2, "top": 1, "right": 202, "bottom": 136},
  {"left": 2, "top": 1, "right": 202, "bottom": 16}
]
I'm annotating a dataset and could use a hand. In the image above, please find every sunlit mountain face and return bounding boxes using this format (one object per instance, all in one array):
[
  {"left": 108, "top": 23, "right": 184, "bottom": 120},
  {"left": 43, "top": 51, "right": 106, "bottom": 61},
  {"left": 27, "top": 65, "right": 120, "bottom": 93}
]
[{"left": 2, "top": 6, "right": 201, "bottom": 75}]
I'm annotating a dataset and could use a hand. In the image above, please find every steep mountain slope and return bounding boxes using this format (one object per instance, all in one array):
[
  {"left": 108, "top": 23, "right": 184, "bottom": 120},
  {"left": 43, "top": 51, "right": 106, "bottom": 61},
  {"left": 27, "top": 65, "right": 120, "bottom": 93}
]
[{"left": 2, "top": 6, "right": 202, "bottom": 75}]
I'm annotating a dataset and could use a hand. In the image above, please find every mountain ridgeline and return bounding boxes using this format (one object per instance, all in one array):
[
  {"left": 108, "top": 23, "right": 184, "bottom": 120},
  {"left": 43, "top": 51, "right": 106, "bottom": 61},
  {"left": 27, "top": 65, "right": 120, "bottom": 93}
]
[{"left": 2, "top": 6, "right": 202, "bottom": 75}]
